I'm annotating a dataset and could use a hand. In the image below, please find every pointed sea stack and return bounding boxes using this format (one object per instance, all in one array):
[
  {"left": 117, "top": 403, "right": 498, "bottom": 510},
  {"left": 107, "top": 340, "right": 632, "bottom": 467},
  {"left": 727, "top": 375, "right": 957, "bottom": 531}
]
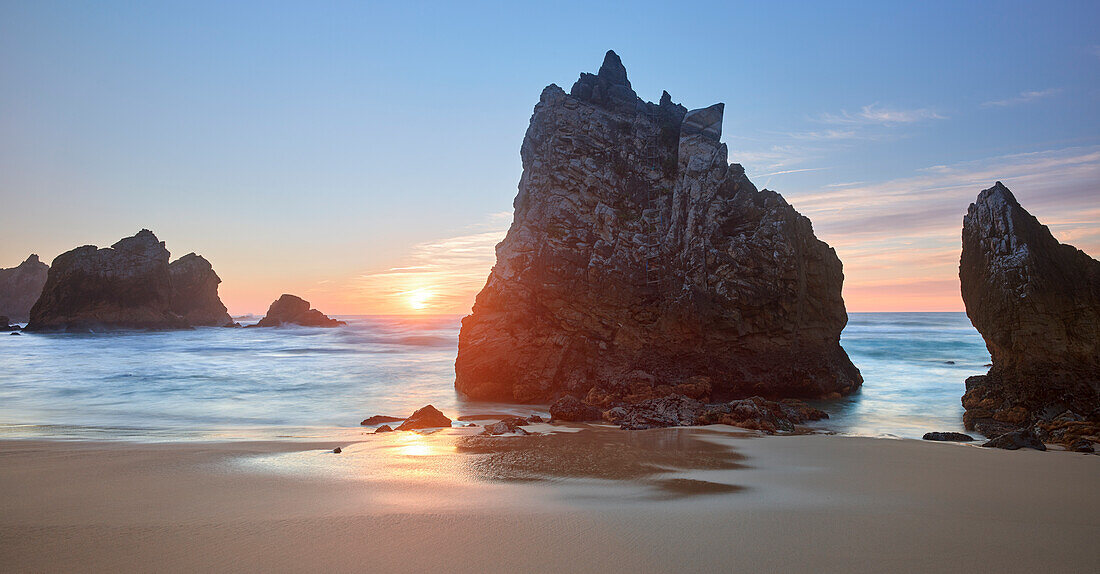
[
  {"left": 960, "top": 182, "right": 1100, "bottom": 438},
  {"left": 0, "top": 254, "right": 49, "bottom": 322},
  {"left": 455, "top": 51, "right": 861, "bottom": 404},
  {"left": 169, "top": 253, "right": 233, "bottom": 326}
]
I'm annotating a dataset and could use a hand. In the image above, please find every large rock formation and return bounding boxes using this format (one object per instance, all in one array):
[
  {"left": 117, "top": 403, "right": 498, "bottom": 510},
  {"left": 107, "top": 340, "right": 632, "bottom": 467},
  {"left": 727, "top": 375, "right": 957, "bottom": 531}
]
[
  {"left": 960, "top": 182, "right": 1100, "bottom": 438},
  {"left": 25, "top": 230, "right": 232, "bottom": 331},
  {"left": 168, "top": 253, "right": 232, "bottom": 326},
  {"left": 455, "top": 51, "right": 861, "bottom": 404},
  {"left": 250, "top": 294, "right": 345, "bottom": 327},
  {"left": 0, "top": 254, "right": 49, "bottom": 322}
]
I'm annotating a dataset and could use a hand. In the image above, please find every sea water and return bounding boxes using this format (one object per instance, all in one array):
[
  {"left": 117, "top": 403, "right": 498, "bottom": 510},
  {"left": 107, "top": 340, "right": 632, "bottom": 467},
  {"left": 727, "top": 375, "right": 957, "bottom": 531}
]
[{"left": 0, "top": 313, "right": 989, "bottom": 441}]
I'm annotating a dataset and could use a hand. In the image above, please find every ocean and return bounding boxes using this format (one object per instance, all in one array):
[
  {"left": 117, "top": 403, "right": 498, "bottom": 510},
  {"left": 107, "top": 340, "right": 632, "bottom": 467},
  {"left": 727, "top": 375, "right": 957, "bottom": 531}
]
[{"left": 0, "top": 313, "right": 989, "bottom": 441}]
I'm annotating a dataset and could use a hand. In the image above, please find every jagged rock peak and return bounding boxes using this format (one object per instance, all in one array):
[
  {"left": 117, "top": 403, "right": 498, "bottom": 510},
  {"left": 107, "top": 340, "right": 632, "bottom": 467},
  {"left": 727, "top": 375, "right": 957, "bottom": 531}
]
[
  {"left": 0, "top": 253, "right": 50, "bottom": 322},
  {"left": 597, "top": 50, "right": 630, "bottom": 89},
  {"left": 455, "top": 51, "right": 861, "bottom": 404},
  {"left": 960, "top": 182, "right": 1100, "bottom": 439}
]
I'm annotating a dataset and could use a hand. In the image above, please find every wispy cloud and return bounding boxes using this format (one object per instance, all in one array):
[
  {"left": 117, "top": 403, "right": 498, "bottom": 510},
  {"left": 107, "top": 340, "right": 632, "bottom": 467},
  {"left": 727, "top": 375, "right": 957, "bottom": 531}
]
[
  {"left": 345, "top": 215, "right": 511, "bottom": 314},
  {"left": 782, "top": 146, "right": 1100, "bottom": 310},
  {"left": 820, "top": 103, "right": 945, "bottom": 126},
  {"left": 981, "top": 88, "right": 1062, "bottom": 108},
  {"left": 756, "top": 167, "right": 829, "bottom": 177}
]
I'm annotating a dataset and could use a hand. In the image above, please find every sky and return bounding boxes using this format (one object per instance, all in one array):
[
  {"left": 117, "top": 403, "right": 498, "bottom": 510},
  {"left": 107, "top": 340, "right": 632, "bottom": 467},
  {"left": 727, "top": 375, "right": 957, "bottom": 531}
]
[{"left": 1, "top": 1, "right": 1098, "bottom": 314}]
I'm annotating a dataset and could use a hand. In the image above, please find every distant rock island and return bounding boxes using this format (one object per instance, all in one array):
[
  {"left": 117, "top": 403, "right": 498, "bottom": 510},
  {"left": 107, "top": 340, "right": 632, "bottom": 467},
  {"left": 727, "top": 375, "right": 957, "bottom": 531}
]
[
  {"left": 0, "top": 254, "right": 49, "bottom": 323},
  {"left": 249, "top": 294, "right": 345, "bottom": 328},
  {"left": 960, "top": 182, "right": 1099, "bottom": 447},
  {"left": 25, "top": 230, "right": 234, "bottom": 331},
  {"left": 455, "top": 51, "right": 861, "bottom": 404}
]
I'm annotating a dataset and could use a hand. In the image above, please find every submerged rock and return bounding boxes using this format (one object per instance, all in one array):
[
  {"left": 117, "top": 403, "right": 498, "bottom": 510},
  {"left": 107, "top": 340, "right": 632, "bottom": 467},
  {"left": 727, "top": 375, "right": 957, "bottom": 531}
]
[
  {"left": 960, "top": 182, "right": 1100, "bottom": 442},
  {"left": 455, "top": 50, "right": 860, "bottom": 404},
  {"left": 394, "top": 405, "right": 452, "bottom": 431},
  {"left": 26, "top": 230, "right": 189, "bottom": 331},
  {"left": 360, "top": 415, "right": 404, "bottom": 426},
  {"left": 981, "top": 429, "right": 1047, "bottom": 451},
  {"left": 481, "top": 417, "right": 532, "bottom": 436},
  {"left": 549, "top": 395, "right": 603, "bottom": 422},
  {"left": 168, "top": 253, "right": 233, "bottom": 326},
  {"left": 922, "top": 432, "right": 975, "bottom": 442},
  {"left": 1, "top": 315, "right": 17, "bottom": 331},
  {"left": 250, "top": 294, "right": 346, "bottom": 328},
  {"left": 0, "top": 254, "right": 49, "bottom": 322}
]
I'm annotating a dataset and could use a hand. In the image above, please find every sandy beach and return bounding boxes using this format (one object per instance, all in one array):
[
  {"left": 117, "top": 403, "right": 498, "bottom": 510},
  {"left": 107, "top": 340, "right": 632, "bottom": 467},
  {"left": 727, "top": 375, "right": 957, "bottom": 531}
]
[{"left": 1, "top": 427, "right": 1097, "bottom": 573}]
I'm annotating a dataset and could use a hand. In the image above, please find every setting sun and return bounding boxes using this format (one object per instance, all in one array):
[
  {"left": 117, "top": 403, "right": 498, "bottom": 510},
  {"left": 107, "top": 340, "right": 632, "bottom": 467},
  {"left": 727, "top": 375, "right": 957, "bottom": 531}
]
[{"left": 405, "top": 287, "right": 434, "bottom": 311}]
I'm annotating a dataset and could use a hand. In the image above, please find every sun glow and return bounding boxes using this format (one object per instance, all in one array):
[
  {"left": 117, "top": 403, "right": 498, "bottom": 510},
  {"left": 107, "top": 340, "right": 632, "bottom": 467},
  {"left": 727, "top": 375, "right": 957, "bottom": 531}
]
[{"left": 405, "top": 287, "right": 435, "bottom": 311}]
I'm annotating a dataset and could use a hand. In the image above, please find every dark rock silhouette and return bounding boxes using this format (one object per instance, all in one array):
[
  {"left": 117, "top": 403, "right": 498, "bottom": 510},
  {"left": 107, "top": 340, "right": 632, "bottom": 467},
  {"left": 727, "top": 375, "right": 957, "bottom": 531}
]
[
  {"left": 168, "top": 253, "right": 233, "bottom": 327},
  {"left": 24, "top": 230, "right": 234, "bottom": 331},
  {"left": 960, "top": 182, "right": 1099, "bottom": 446},
  {"left": 1, "top": 315, "right": 19, "bottom": 331},
  {"left": 455, "top": 50, "right": 860, "bottom": 404},
  {"left": 26, "top": 230, "right": 188, "bottom": 331},
  {"left": 250, "top": 294, "right": 345, "bottom": 328},
  {"left": 0, "top": 254, "right": 49, "bottom": 322}
]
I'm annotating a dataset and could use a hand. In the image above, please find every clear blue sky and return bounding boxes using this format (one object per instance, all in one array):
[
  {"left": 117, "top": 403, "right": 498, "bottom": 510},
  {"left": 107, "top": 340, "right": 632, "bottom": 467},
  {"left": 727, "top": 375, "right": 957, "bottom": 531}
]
[{"left": 2, "top": 1, "right": 1098, "bottom": 312}]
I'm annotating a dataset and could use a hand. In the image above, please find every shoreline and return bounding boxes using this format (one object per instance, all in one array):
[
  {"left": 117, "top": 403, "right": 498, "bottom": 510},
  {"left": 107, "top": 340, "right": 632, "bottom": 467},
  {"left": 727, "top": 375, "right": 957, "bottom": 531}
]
[{"left": 2, "top": 428, "right": 1097, "bottom": 573}]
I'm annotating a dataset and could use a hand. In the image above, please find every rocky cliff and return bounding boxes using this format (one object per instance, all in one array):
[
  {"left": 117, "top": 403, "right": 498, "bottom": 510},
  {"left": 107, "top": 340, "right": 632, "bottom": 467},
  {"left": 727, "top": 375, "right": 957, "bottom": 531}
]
[
  {"left": 26, "top": 230, "right": 233, "bottom": 331},
  {"left": 169, "top": 253, "right": 232, "bottom": 326},
  {"left": 250, "top": 294, "right": 345, "bottom": 327},
  {"left": 455, "top": 51, "right": 861, "bottom": 403},
  {"left": 0, "top": 254, "right": 49, "bottom": 322},
  {"left": 960, "top": 182, "right": 1100, "bottom": 438}
]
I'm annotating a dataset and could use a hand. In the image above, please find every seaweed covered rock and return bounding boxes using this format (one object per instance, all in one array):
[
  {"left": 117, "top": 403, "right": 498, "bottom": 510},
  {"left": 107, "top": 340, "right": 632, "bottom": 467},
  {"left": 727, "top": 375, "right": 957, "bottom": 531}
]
[
  {"left": 455, "top": 51, "right": 861, "bottom": 403},
  {"left": 960, "top": 182, "right": 1100, "bottom": 446}
]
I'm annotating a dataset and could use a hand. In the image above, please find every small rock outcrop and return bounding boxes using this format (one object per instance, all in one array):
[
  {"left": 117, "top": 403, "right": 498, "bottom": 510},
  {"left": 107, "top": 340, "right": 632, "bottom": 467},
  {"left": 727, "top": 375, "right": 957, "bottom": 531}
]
[
  {"left": 981, "top": 429, "right": 1047, "bottom": 451},
  {"left": 26, "top": 230, "right": 188, "bottom": 331},
  {"left": 250, "top": 294, "right": 345, "bottom": 328},
  {"left": 549, "top": 395, "right": 603, "bottom": 422},
  {"left": 922, "top": 432, "right": 974, "bottom": 442},
  {"left": 1, "top": 316, "right": 19, "bottom": 331},
  {"left": 0, "top": 254, "right": 49, "bottom": 322},
  {"left": 375, "top": 425, "right": 394, "bottom": 433},
  {"left": 24, "top": 230, "right": 233, "bottom": 331},
  {"left": 694, "top": 396, "right": 828, "bottom": 434},
  {"left": 394, "top": 405, "right": 452, "bottom": 431},
  {"left": 455, "top": 51, "right": 860, "bottom": 404},
  {"left": 960, "top": 182, "right": 1100, "bottom": 447},
  {"left": 168, "top": 253, "right": 232, "bottom": 327},
  {"left": 606, "top": 395, "right": 704, "bottom": 430}
]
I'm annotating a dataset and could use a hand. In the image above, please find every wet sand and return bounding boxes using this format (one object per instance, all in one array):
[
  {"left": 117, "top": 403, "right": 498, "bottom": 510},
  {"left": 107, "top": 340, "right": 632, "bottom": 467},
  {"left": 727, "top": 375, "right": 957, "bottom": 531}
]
[{"left": 1, "top": 427, "right": 1098, "bottom": 573}]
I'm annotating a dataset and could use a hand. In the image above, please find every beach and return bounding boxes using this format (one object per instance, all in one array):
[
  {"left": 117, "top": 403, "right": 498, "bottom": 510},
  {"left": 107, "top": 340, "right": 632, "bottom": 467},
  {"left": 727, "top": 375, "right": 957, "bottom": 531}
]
[{"left": 2, "top": 427, "right": 1097, "bottom": 573}]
